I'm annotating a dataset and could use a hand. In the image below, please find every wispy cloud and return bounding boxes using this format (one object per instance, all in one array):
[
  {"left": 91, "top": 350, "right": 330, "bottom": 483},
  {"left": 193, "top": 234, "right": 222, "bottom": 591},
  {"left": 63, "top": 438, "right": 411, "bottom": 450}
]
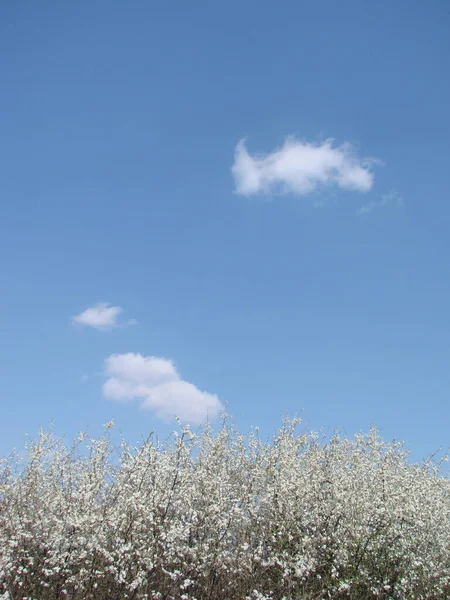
[
  {"left": 71, "top": 303, "right": 136, "bottom": 330},
  {"left": 103, "top": 353, "right": 223, "bottom": 424},
  {"left": 232, "top": 136, "right": 376, "bottom": 197},
  {"left": 357, "top": 189, "right": 404, "bottom": 215}
]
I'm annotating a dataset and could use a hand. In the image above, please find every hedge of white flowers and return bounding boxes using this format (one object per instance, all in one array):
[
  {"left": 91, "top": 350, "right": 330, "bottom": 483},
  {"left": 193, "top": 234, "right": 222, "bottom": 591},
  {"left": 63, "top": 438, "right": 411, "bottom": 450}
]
[{"left": 1, "top": 418, "right": 449, "bottom": 600}]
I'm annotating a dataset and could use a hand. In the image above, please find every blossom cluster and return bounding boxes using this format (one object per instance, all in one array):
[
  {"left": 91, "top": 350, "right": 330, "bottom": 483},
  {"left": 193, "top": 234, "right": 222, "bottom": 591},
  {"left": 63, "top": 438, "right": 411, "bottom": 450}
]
[{"left": 0, "top": 418, "right": 449, "bottom": 599}]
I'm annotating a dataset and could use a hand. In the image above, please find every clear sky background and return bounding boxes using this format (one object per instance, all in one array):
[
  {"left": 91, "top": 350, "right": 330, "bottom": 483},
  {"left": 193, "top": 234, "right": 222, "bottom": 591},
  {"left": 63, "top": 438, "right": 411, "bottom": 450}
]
[{"left": 1, "top": 1, "right": 449, "bottom": 461}]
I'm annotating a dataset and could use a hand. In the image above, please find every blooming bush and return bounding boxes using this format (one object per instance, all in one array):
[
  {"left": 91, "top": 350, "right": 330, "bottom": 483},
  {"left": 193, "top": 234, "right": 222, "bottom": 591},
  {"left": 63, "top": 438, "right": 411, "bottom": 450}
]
[{"left": 0, "top": 418, "right": 449, "bottom": 599}]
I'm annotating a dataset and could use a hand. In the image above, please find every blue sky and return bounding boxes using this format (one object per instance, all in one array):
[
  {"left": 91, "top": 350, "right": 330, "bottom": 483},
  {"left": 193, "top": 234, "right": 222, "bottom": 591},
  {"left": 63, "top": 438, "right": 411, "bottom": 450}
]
[{"left": 1, "top": 1, "right": 449, "bottom": 461}]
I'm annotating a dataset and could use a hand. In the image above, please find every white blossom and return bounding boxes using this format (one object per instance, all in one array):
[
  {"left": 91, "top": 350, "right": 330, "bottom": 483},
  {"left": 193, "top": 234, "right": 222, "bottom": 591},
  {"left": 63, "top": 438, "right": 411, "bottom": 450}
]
[{"left": 0, "top": 418, "right": 449, "bottom": 599}]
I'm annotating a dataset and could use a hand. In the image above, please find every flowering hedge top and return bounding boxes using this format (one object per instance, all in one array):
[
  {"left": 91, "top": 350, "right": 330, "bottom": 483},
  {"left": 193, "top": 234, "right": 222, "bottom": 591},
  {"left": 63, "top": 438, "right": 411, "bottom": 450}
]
[{"left": 1, "top": 418, "right": 449, "bottom": 599}]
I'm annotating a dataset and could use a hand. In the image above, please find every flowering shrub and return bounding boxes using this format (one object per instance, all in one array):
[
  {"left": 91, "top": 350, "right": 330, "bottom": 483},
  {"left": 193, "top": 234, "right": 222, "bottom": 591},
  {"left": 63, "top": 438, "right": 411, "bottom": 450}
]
[{"left": 0, "top": 418, "right": 449, "bottom": 599}]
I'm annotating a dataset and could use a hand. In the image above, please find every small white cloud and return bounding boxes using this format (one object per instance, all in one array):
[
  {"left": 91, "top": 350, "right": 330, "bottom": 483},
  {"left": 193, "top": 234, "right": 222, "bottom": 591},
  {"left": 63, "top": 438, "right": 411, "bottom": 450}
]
[
  {"left": 232, "top": 136, "right": 376, "bottom": 197},
  {"left": 103, "top": 353, "right": 223, "bottom": 424},
  {"left": 357, "top": 189, "right": 404, "bottom": 215},
  {"left": 71, "top": 303, "right": 136, "bottom": 330}
]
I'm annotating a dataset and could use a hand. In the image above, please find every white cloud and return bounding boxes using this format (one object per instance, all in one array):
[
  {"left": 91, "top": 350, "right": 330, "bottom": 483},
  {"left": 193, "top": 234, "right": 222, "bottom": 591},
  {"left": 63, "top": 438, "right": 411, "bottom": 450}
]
[
  {"left": 103, "top": 353, "right": 223, "bottom": 424},
  {"left": 232, "top": 137, "right": 375, "bottom": 197},
  {"left": 72, "top": 303, "right": 136, "bottom": 330},
  {"left": 357, "top": 189, "right": 404, "bottom": 215}
]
